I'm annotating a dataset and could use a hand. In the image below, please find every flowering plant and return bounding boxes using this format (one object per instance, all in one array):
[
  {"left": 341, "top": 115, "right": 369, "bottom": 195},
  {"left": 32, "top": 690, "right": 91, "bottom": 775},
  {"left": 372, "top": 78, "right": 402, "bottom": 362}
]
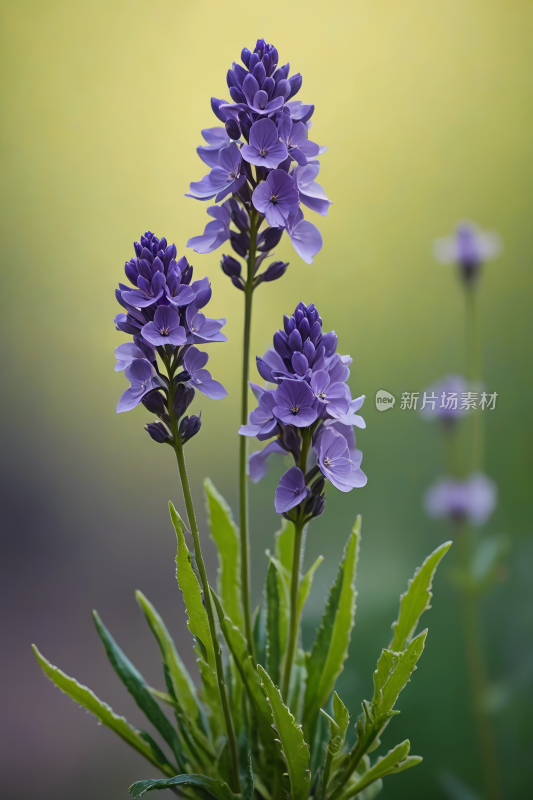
[{"left": 32, "top": 39, "right": 450, "bottom": 800}]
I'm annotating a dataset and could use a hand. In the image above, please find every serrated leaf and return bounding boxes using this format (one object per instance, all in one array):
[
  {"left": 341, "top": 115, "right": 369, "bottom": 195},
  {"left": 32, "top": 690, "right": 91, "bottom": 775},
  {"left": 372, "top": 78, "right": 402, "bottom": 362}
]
[
  {"left": 205, "top": 479, "right": 244, "bottom": 633},
  {"left": 211, "top": 592, "right": 279, "bottom": 759},
  {"left": 32, "top": 645, "right": 175, "bottom": 776},
  {"left": 304, "top": 518, "right": 361, "bottom": 726},
  {"left": 389, "top": 541, "right": 451, "bottom": 652},
  {"left": 135, "top": 591, "right": 200, "bottom": 723},
  {"left": 129, "top": 773, "right": 235, "bottom": 800},
  {"left": 340, "top": 741, "right": 419, "bottom": 798},
  {"left": 258, "top": 665, "right": 311, "bottom": 800},
  {"left": 321, "top": 692, "right": 351, "bottom": 792},
  {"left": 265, "top": 560, "right": 281, "bottom": 686},
  {"left": 253, "top": 605, "right": 266, "bottom": 668},
  {"left": 372, "top": 631, "right": 427, "bottom": 714},
  {"left": 170, "top": 501, "right": 216, "bottom": 672},
  {"left": 93, "top": 611, "right": 184, "bottom": 770},
  {"left": 297, "top": 555, "right": 324, "bottom": 620}
]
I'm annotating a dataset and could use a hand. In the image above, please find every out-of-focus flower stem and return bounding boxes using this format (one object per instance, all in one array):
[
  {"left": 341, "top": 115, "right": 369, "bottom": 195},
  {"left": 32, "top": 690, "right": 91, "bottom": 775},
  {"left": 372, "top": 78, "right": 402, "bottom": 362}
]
[
  {"left": 165, "top": 353, "right": 241, "bottom": 793},
  {"left": 281, "top": 428, "right": 311, "bottom": 701},
  {"left": 239, "top": 206, "right": 260, "bottom": 663},
  {"left": 456, "top": 286, "right": 502, "bottom": 800}
]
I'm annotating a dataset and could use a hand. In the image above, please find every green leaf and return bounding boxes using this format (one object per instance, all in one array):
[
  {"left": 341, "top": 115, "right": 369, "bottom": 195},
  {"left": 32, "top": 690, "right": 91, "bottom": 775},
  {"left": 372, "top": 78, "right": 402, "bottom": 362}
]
[
  {"left": 93, "top": 611, "right": 184, "bottom": 770},
  {"left": 389, "top": 541, "right": 451, "bottom": 652},
  {"left": 211, "top": 592, "right": 278, "bottom": 759},
  {"left": 321, "top": 692, "right": 351, "bottom": 792},
  {"left": 297, "top": 556, "right": 324, "bottom": 620},
  {"left": 258, "top": 665, "right": 311, "bottom": 800},
  {"left": 237, "top": 731, "right": 254, "bottom": 800},
  {"left": 32, "top": 645, "right": 175, "bottom": 776},
  {"left": 340, "top": 741, "right": 420, "bottom": 798},
  {"left": 253, "top": 605, "right": 266, "bottom": 668},
  {"left": 197, "top": 658, "right": 224, "bottom": 743},
  {"left": 170, "top": 501, "right": 216, "bottom": 672},
  {"left": 275, "top": 517, "right": 295, "bottom": 575},
  {"left": 265, "top": 560, "right": 281, "bottom": 686},
  {"left": 304, "top": 518, "right": 361, "bottom": 725},
  {"left": 205, "top": 479, "right": 244, "bottom": 633},
  {"left": 372, "top": 631, "right": 427, "bottom": 715},
  {"left": 135, "top": 590, "right": 200, "bottom": 723},
  {"left": 129, "top": 773, "right": 235, "bottom": 800}
]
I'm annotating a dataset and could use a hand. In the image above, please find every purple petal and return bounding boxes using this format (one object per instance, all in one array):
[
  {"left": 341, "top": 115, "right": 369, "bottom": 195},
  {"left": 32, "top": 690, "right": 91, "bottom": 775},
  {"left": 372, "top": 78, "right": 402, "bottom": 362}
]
[
  {"left": 274, "top": 467, "right": 310, "bottom": 513},
  {"left": 248, "top": 440, "right": 286, "bottom": 484}
]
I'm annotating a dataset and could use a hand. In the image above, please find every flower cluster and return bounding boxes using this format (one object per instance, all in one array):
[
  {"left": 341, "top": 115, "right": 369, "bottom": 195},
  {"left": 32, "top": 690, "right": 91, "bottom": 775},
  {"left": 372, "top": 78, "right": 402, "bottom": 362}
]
[
  {"left": 240, "top": 302, "right": 366, "bottom": 518},
  {"left": 425, "top": 472, "right": 497, "bottom": 526},
  {"left": 186, "top": 38, "right": 331, "bottom": 275},
  {"left": 433, "top": 221, "right": 501, "bottom": 283},
  {"left": 114, "top": 231, "right": 227, "bottom": 444}
]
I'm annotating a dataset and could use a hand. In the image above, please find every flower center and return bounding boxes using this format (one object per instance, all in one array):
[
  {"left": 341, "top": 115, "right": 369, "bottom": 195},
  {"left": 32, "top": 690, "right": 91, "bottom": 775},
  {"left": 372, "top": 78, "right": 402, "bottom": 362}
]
[
  {"left": 270, "top": 195, "right": 278, "bottom": 205},
  {"left": 323, "top": 457, "right": 331, "bottom": 467},
  {"left": 291, "top": 405, "right": 300, "bottom": 414},
  {"left": 159, "top": 326, "right": 170, "bottom": 335},
  {"left": 259, "top": 148, "right": 267, "bottom": 156},
  {"left": 318, "top": 391, "right": 327, "bottom": 400}
]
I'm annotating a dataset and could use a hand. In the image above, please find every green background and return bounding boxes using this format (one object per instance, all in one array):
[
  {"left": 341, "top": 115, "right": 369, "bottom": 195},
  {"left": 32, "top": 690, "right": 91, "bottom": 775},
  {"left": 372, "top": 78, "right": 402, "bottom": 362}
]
[{"left": 1, "top": 1, "right": 531, "bottom": 798}]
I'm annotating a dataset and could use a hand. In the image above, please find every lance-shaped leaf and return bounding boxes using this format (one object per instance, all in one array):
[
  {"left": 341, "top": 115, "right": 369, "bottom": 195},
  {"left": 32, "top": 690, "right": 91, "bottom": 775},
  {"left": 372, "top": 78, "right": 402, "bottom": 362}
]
[
  {"left": 129, "top": 773, "right": 236, "bottom": 800},
  {"left": 93, "top": 611, "right": 184, "bottom": 770},
  {"left": 340, "top": 741, "right": 421, "bottom": 799},
  {"left": 32, "top": 645, "right": 175, "bottom": 776},
  {"left": 275, "top": 517, "right": 295, "bottom": 574},
  {"left": 258, "top": 665, "right": 311, "bottom": 800},
  {"left": 205, "top": 479, "right": 244, "bottom": 633},
  {"left": 321, "top": 692, "right": 351, "bottom": 791},
  {"left": 170, "top": 501, "right": 216, "bottom": 672},
  {"left": 372, "top": 630, "right": 427, "bottom": 715},
  {"left": 304, "top": 518, "right": 360, "bottom": 725},
  {"left": 211, "top": 591, "right": 279, "bottom": 759},
  {"left": 265, "top": 559, "right": 281, "bottom": 686},
  {"left": 238, "top": 731, "right": 255, "bottom": 800},
  {"left": 135, "top": 591, "right": 201, "bottom": 723},
  {"left": 389, "top": 541, "right": 451, "bottom": 652}
]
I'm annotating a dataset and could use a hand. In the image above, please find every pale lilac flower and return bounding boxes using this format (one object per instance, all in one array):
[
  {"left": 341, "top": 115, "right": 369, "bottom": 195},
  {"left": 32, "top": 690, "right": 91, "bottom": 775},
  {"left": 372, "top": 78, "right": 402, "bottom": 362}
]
[
  {"left": 315, "top": 427, "right": 367, "bottom": 492},
  {"left": 273, "top": 379, "right": 318, "bottom": 428},
  {"left": 187, "top": 203, "right": 231, "bottom": 254},
  {"left": 278, "top": 117, "right": 320, "bottom": 166},
  {"left": 249, "top": 440, "right": 286, "bottom": 483},
  {"left": 197, "top": 127, "right": 232, "bottom": 168},
  {"left": 285, "top": 208, "right": 323, "bottom": 264},
  {"left": 185, "top": 304, "right": 227, "bottom": 344},
  {"left": 424, "top": 472, "right": 497, "bottom": 526},
  {"left": 433, "top": 221, "right": 502, "bottom": 282},
  {"left": 188, "top": 144, "right": 246, "bottom": 202},
  {"left": 292, "top": 162, "right": 332, "bottom": 216},
  {"left": 184, "top": 347, "right": 227, "bottom": 400}
]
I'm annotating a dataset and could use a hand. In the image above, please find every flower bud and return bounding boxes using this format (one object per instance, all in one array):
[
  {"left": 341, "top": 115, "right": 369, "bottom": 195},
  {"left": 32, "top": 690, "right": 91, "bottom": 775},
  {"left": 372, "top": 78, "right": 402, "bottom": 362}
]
[
  {"left": 145, "top": 421, "right": 172, "bottom": 444},
  {"left": 180, "top": 414, "right": 202, "bottom": 445},
  {"left": 174, "top": 385, "right": 195, "bottom": 418},
  {"left": 221, "top": 254, "right": 242, "bottom": 278},
  {"left": 257, "top": 226, "right": 284, "bottom": 252},
  {"left": 255, "top": 260, "right": 289, "bottom": 286},
  {"left": 230, "top": 230, "right": 250, "bottom": 258},
  {"left": 225, "top": 118, "right": 241, "bottom": 141},
  {"left": 142, "top": 389, "right": 169, "bottom": 422}
]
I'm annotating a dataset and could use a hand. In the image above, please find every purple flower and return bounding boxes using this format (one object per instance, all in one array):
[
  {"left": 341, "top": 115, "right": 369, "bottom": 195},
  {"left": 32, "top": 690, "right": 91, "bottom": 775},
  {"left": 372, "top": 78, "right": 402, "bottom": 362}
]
[
  {"left": 424, "top": 473, "right": 497, "bottom": 526},
  {"left": 310, "top": 370, "right": 352, "bottom": 418},
  {"left": 121, "top": 269, "right": 167, "bottom": 308},
  {"left": 273, "top": 380, "right": 318, "bottom": 428},
  {"left": 117, "top": 359, "right": 157, "bottom": 414},
  {"left": 420, "top": 374, "right": 469, "bottom": 422},
  {"left": 115, "top": 342, "right": 151, "bottom": 371},
  {"left": 249, "top": 440, "right": 286, "bottom": 483},
  {"left": 185, "top": 304, "right": 227, "bottom": 344},
  {"left": 239, "top": 383, "right": 278, "bottom": 439},
  {"left": 141, "top": 306, "right": 187, "bottom": 347},
  {"left": 188, "top": 144, "right": 246, "bottom": 202},
  {"left": 292, "top": 162, "right": 332, "bottom": 216},
  {"left": 315, "top": 427, "right": 367, "bottom": 492},
  {"left": 434, "top": 221, "right": 502, "bottom": 282},
  {"left": 241, "top": 119, "right": 288, "bottom": 169},
  {"left": 285, "top": 208, "right": 322, "bottom": 264},
  {"left": 187, "top": 203, "right": 231, "bottom": 254},
  {"left": 183, "top": 347, "right": 227, "bottom": 400},
  {"left": 197, "top": 127, "right": 232, "bottom": 168},
  {"left": 252, "top": 170, "right": 299, "bottom": 227},
  {"left": 274, "top": 467, "right": 310, "bottom": 513},
  {"left": 241, "top": 74, "right": 285, "bottom": 115},
  {"left": 278, "top": 117, "right": 320, "bottom": 166}
]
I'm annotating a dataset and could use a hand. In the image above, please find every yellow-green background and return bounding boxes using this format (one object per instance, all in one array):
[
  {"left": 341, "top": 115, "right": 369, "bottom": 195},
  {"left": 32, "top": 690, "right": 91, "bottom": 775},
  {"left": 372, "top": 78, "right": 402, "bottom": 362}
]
[{"left": 2, "top": 1, "right": 531, "bottom": 798}]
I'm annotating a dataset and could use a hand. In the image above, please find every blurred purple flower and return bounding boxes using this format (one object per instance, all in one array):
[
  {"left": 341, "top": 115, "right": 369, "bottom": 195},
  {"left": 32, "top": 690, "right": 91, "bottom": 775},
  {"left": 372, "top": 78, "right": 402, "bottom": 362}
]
[
  {"left": 434, "top": 221, "right": 502, "bottom": 282},
  {"left": 424, "top": 473, "right": 497, "bottom": 526}
]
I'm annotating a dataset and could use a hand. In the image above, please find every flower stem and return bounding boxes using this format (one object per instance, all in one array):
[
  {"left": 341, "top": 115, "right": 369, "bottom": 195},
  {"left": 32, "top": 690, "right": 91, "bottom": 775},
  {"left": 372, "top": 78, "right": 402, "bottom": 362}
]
[
  {"left": 239, "top": 207, "right": 260, "bottom": 662},
  {"left": 166, "top": 363, "right": 240, "bottom": 792},
  {"left": 281, "top": 517, "right": 305, "bottom": 702},
  {"left": 281, "top": 430, "right": 311, "bottom": 702}
]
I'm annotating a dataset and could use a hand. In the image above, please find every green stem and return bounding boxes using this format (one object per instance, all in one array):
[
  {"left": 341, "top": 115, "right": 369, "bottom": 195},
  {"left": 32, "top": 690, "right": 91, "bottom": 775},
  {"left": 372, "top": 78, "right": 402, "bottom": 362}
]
[
  {"left": 465, "top": 285, "right": 483, "bottom": 470},
  {"left": 167, "top": 359, "right": 240, "bottom": 792},
  {"left": 239, "top": 207, "right": 260, "bottom": 662},
  {"left": 281, "top": 518, "right": 305, "bottom": 702},
  {"left": 281, "top": 431, "right": 311, "bottom": 702}
]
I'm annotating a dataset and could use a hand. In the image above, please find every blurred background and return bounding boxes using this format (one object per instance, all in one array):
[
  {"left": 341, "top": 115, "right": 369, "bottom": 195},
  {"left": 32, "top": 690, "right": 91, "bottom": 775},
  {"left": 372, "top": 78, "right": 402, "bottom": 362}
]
[{"left": 1, "top": 1, "right": 532, "bottom": 798}]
